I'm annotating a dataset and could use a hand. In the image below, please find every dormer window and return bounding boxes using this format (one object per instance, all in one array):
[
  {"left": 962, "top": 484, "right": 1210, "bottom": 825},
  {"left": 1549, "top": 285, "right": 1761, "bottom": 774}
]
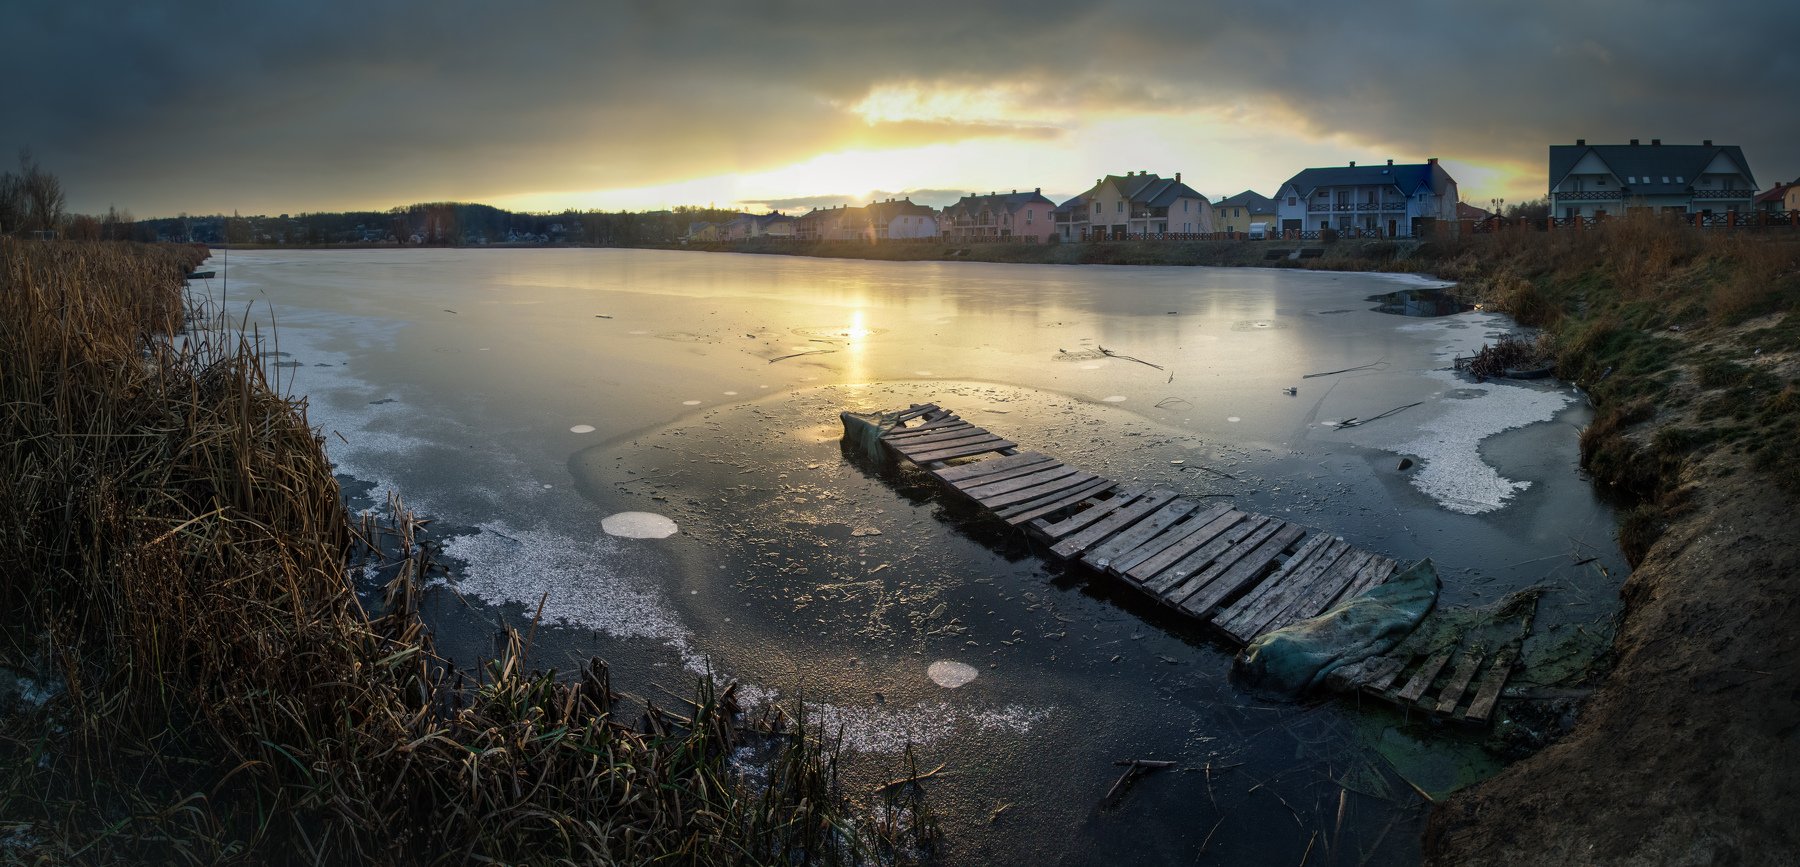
[
  {"left": 1627, "top": 176, "right": 1637, "bottom": 183},
  {"left": 1662, "top": 176, "right": 1670, "bottom": 183},
  {"left": 1675, "top": 176, "right": 1684, "bottom": 183}
]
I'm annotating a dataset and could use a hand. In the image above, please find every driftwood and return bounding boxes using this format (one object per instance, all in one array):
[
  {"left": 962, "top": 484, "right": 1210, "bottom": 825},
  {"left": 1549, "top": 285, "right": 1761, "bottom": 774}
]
[{"left": 1102, "top": 758, "right": 1177, "bottom": 804}]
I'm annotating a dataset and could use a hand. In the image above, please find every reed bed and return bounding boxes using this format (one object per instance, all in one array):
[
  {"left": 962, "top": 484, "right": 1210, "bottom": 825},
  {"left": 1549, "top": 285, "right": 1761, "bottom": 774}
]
[{"left": 0, "top": 239, "right": 916, "bottom": 865}]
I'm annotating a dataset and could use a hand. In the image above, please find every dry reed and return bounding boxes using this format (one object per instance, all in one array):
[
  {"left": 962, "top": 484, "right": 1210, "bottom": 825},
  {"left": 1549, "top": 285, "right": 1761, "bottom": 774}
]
[{"left": 0, "top": 239, "right": 921, "bottom": 865}]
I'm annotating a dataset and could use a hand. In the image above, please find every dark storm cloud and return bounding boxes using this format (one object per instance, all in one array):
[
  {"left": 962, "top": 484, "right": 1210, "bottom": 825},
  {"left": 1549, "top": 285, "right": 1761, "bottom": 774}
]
[{"left": 5, "top": 1, "right": 1796, "bottom": 215}]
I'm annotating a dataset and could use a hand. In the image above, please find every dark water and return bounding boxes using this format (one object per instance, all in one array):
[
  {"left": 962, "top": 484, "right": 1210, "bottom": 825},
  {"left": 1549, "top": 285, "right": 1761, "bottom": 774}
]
[{"left": 215, "top": 249, "right": 1627, "bottom": 865}]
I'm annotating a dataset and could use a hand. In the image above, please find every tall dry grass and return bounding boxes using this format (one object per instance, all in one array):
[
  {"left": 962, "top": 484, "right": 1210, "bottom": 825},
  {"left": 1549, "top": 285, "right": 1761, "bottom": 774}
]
[{"left": 0, "top": 240, "right": 913, "bottom": 864}]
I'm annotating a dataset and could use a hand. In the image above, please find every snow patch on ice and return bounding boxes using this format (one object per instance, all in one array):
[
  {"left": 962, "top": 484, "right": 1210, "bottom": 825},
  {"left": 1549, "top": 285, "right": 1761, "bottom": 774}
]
[
  {"left": 1101, "top": 395, "right": 1128, "bottom": 403},
  {"left": 1389, "top": 370, "right": 1573, "bottom": 514},
  {"left": 805, "top": 701, "right": 1051, "bottom": 754},
  {"left": 601, "top": 511, "right": 679, "bottom": 539},
  {"left": 927, "top": 660, "right": 978, "bottom": 688},
  {"left": 569, "top": 424, "right": 595, "bottom": 433}
]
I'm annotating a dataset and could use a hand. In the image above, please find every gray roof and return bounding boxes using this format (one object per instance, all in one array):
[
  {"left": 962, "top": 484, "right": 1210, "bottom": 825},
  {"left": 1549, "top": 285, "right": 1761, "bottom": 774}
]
[
  {"left": 1214, "top": 190, "right": 1277, "bottom": 215},
  {"left": 945, "top": 190, "right": 1055, "bottom": 216},
  {"left": 1061, "top": 173, "right": 1209, "bottom": 211},
  {"left": 753, "top": 212, "right": 796, "bottom": 227},
  {"left": 1548, "top": 143, "right": 1756, "bottom": 195},
  {"left": 1279, "top": 162, "right": 1453, "bottom": 198},
  {"left": 863, "top": 198, "right": 936, "bottom": 222}
]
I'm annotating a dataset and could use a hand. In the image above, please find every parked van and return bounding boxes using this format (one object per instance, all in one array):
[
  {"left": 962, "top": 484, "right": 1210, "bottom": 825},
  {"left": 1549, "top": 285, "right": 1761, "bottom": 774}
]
[{"left": 1248, "top": 222, "right": 1268, "bottom": 240}]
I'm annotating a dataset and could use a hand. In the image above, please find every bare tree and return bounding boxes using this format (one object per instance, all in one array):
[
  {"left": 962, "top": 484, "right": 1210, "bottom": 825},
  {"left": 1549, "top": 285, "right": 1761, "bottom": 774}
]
[
  {"left": 19, "top": 150, "right": 65, "bottom": 235},
  {"left": 0, "top": 169, "right": 21, "bottom": 236}
]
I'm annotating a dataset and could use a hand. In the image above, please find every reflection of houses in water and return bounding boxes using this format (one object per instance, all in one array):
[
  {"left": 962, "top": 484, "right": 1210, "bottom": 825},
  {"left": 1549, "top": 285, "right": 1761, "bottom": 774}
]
[{"left": 1369, "top": 287, "right": 1472, "bottom": 317}]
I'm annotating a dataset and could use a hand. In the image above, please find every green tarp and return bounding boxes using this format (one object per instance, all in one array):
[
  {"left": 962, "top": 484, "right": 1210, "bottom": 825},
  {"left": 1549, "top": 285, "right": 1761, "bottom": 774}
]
[{"left": 1234, "top": 558, "right": 1440, "bottom": 697}]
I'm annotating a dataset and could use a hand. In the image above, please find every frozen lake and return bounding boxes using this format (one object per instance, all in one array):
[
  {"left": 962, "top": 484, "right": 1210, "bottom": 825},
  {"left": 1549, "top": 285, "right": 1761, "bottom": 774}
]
[{"left": 217, "top": 247, "right": 1626, "bottom": 865}]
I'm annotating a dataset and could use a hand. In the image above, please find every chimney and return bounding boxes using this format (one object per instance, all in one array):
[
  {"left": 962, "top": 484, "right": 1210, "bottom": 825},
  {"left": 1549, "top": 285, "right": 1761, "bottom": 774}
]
[
  {"left": 1034, "top": 187, "right": 1041, "bottom": 194},
  {"left": 1386, "top": 159, "right": 1393, "bottom": 166},
  {"left": 1175, "top": 172, "right": 1181, "bottom": 183},
  {"left": 1652, "top": 139, "right": 1661, "bottom": 146},
  {"left": 1349, "top": 161, "right": 1356, "bottom": 167},
  {"left": 1428, "top": 157, "right": 1439, "bottom": 166},
  {"left": 1630, "top": 139, "right": 1640, "bottom": 145},
  {"left": 1703, "top": 139, "right": 1713, "bottom": 146},
  {"left": 1012, "top": 189, "right": 1017, "bottom": 195},
  {"left": 1576, "top": 139, "right": 1586, "bottom": 146}
]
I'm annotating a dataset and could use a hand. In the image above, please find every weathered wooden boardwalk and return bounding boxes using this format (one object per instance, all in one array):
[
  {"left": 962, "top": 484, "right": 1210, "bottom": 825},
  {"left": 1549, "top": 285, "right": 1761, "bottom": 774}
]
[
  {"left": 1328, "top": 646, "right": 1515, "bottom": 724},
  {"left": 859, "top": 404, "right": 1404, "bottom": 648}
]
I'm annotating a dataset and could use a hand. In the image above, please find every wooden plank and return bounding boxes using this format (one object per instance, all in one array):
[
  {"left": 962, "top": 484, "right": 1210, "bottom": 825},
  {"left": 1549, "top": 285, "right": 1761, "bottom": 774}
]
[
  {"left": 1214, "top": 534, "right": 1338, "bottom": 634},
  {"left": 1049, "top": 490, "right": 1177, "bottom": 559},
  {"left": 1001, "top": 478, "right": 1117, "bottom": 525},
  {"left": 1029, "top": 486, "right": 1146, "bottom": 540},
  {"left": 1175, "top": 522, "right": 1307, "bottom": 619},
  {"left": 980, "top": 471, "right": 1102, "bottom": 510},
  {"left": 932, "top": 451, "right": 1054, "bottom": 483},
  {"left": 1215, "top": 536, "right": 1349, "bottom": 643},
  {"left": 941, "top": 458, "right": 1064, "bottom": 492},
  {"left": 1334, "top": 555, "right": 1399, "bottom": 606},
  {"left": 959, "top": 464, "right": 1083, "bottom": 501},
  {"left": 1082, "top": 500, "right": 1200, "bottom": 573},
  {"left": 884, "top": 420, "right": 972, "bottom": 441},
  {"left": 1358, "top": 656, "right": 1408, "bottom": 691},
  {"left": 1368, "top": 658, "right": 1411, "bottom": 690},
  {"left": 1139, "top": 514, "right": 1265, "bottom": 595},
  {"left": 1258, "top": 549, "right": 1377, "bottom": 635},
  {"left": 890, "top": 403, "right": 940, "bottom": 422},
  {"left": 907, "top": 438, "right": 1016, "bottom": 463},
  {"left": 890, "top": 429, "right": 1001, "bottom": 455},
  {"left": 1394, "top": 651, "right": 1451, "bottom": 702},
  {"left": 1433, "top": 651, "right": 1485, "bottom": 715},
  {"left": 1462, "top": 653, "right": 1514, "bottom": 723},
  {"left": 1123, "top": 510, "right": 1252, "bottom": 586},
  {"left": 1111, "top": 502, "right": 1235, "bottom": 577}
]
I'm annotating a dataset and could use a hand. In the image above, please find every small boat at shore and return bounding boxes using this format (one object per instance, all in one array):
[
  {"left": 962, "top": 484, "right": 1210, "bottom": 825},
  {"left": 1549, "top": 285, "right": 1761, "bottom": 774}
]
[{"left": 187, "top": 270, "right": 216, "bottom": 279}]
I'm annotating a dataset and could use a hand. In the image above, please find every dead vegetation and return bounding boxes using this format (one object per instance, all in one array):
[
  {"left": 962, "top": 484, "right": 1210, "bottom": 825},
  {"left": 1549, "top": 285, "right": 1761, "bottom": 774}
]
[{"left": 0, "top": 239, "right": 922, "bottom": 864}]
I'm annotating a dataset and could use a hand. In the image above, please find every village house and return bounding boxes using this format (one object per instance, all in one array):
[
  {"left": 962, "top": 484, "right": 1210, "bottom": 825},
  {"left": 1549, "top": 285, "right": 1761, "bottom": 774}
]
[
  {"left": 1054, "top": 172, "right": 1212, "bottom": 241},
  {"left": 1753, "top": 179, "right": 1799, "bottom": 215},
  {"left": 939, "top": 189, "right": 1057, "bottom": 241},
  {"left": 795, "top": 205, "right": 867, "bottom": 241},
  {"left": 685, "top": 221, "right": 720, "bottom": 242},
  {"left": 1274, "top": 158, "right": 1459, "bottom": 237},
  {"left": 722, "top": 211, "right": 798, "bottom": 240},
  {"left": 859, "top": 198, "right": 938, "bottom": 241},
  {"left": 1212, "top": 190, "right": 1277, "bottom": 233},
  {"left": 1547, "top": 139, "right": 1757, "bottom": 219}
]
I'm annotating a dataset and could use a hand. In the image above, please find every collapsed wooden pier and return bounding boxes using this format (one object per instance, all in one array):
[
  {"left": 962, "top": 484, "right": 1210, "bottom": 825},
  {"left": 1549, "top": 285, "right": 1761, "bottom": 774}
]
[{"left": 854, "top": 403, "right": 1408, "bottom": 649}]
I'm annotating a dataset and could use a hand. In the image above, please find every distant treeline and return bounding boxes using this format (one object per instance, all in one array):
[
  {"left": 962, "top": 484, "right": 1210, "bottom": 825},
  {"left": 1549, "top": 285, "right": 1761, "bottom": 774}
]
[{"left": 135, "top": 202, "right": 744, "bottom": 247}]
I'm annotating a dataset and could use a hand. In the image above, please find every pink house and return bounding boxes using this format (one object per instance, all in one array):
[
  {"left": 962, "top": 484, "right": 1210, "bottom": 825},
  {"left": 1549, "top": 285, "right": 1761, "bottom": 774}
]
[{"left": 939, "top": 189, "right": 1057, "bottom": 242}]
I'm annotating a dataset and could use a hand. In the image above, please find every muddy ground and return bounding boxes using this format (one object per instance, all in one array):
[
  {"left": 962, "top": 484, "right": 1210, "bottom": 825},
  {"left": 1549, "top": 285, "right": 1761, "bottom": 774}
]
[{"left": 1425, "top": 321, "right": 1800, "bottom": 864}]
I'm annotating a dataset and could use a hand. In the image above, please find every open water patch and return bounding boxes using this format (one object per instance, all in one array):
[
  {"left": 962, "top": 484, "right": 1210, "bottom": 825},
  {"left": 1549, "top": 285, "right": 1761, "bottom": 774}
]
[{"left": 1369, "top": 287, "right": 1472, "bottom": 318}]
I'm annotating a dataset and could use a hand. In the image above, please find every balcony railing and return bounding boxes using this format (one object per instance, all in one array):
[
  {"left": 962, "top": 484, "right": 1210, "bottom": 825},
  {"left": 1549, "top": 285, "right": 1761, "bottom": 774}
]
[
  {"left": 1553, "top": 190, "right": 1622, "bottom": 200},
  {"left": 1691, "top": 189, "right": 1755, "bottom": 200}
]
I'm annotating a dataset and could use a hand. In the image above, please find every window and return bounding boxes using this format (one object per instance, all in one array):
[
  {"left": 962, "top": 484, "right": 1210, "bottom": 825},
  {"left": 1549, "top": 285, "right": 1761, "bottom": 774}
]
[
  {"left": 1662, "top": 176, "right": 1670, "bottom": 183},
  {"left": 1627, "top": 176, "right": 1636, "bottom": 183},
  {"left": 1093, "top": 202, "right": 1100, "bottom": 215},
  {"left": 1116, "top": 201, "right": 1123, "bottom": 213},
  {"left": 1184, "top": 200, "right": 1189, "bottom": 212},
  {"left": 1675, "top": 176, "right": 1684, "bottom": 183},
  {"left": 1288, "top": 196, "right": 1297, "bottom": 206}
]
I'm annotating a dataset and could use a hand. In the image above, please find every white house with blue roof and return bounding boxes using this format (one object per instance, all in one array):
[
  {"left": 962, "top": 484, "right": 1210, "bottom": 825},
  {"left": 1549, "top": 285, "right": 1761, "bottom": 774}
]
[
  {"left": 1548, "top": 139, "right": 1756, "bottom": 220},
  {"left": 1274, "top": 158, "right": 1458, "bottom": 237}
]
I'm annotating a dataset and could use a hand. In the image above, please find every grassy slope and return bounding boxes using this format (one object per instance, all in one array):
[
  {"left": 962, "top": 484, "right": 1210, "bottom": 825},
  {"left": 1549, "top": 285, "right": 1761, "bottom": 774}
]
[{"left": 1417, "top": 221, "right": 1800, "bottom": 864}]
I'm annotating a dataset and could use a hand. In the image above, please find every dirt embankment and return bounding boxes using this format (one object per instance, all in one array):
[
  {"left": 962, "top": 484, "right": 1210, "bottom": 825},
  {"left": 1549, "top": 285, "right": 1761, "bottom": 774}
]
[{"left": 1422, "top": 224, "right": 1800, "bottom": 864}]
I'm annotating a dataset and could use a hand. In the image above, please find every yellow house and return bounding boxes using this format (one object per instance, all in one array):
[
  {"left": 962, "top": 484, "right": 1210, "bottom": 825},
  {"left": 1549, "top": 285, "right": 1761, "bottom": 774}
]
[{"left": 1213, "top": 190, "right": 1278, "bottom": 233}]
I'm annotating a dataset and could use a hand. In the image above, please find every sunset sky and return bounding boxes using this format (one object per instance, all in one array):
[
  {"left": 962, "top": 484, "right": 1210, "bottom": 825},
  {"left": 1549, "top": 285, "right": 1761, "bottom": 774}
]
[{"left": 7, "top": 1, "right": 1797, "bottom": 218}]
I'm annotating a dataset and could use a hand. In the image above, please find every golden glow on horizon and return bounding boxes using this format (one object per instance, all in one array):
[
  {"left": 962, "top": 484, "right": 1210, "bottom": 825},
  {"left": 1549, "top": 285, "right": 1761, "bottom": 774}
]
[{"left": 487, "top": 108, "right": 1544, "bottom": 214}]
